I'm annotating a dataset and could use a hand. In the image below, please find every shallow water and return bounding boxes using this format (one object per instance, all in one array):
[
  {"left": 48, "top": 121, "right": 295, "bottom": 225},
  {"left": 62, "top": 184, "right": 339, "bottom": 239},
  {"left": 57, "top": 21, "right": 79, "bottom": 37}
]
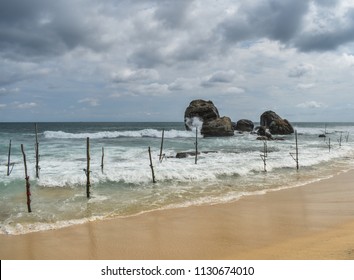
[{"left": 1, "top": 122, "right": 354, "bottom": 234}]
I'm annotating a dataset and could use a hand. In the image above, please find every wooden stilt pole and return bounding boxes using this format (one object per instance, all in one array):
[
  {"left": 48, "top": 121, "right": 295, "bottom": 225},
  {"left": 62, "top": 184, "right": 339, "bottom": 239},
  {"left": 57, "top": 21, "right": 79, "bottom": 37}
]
[
  {"left": 295, "top": 130, "right": 299, "bottom": 170},
  {"left": 195, "top": 127, "right": 198, "bottom": 164},
  {"left": 290, "top": 130, "right": 299, "bottom": 170},
  {"left": 159, "top": 129, "right": 165, "bottom": 163},
  {"left": 260, "top": 140, "right": 267, "bottom": 172},
  {"left": 35, "top": 123, "right": 40, "bottom": 179},
  {"left": 148, "top": 146, "right": 156, "bottom": 183},
  {"left": 7, "top": 140, "right": 12, "bottom": 176},
  {"left": 85, "top": 137, "right": 91, "bottom": 198},
  {"left": 101, "top": 147, "right": 104, "bottom": 173},
  {"left": 338, "top": 132, "right": 343, "bottom": 147},
  {"left": 21, "top": 144, "right": 32, "bottom": 213},
  {"left": 326, "top": 138, "right": 331, "bottom": 152}
]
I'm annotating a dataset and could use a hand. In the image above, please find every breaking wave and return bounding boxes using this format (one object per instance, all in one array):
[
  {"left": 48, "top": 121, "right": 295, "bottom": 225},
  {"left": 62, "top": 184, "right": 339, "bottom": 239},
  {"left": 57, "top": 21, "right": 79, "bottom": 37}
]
[{"left": 44, "top": 129, "right": 197, "bottom": 139}]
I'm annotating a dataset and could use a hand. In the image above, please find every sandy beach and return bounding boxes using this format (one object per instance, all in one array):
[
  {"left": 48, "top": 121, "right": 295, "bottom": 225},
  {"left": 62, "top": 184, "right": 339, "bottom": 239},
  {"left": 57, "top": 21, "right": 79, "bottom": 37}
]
[{"left": 1, "top": 169, "right": 354, "bottom": 260}]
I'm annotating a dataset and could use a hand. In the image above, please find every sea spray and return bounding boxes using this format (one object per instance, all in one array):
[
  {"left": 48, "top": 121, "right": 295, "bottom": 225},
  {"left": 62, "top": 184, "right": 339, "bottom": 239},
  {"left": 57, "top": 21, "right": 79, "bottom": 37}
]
[{"left": 185, "top": 117, "right": 204, "bottom": 130}]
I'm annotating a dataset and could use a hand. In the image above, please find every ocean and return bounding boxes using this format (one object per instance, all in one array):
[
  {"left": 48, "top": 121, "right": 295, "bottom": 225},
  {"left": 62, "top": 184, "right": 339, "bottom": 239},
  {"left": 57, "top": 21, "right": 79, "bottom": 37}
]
[{"left": 1, "top": 122, "right": 354, "bottom": 235}]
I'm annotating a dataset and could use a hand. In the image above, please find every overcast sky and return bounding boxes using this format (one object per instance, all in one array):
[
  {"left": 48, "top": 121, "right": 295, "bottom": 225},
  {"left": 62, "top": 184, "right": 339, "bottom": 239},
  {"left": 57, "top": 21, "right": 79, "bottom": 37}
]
[{"left": 1, "top": 0, "right": 354, "bottom": 122}]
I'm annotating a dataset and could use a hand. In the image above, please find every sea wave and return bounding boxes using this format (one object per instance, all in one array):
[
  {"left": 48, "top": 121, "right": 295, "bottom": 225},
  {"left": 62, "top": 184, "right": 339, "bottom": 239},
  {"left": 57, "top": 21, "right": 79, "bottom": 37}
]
[{"left": 43, "top": 129, "right": 197, "bottom": 139}]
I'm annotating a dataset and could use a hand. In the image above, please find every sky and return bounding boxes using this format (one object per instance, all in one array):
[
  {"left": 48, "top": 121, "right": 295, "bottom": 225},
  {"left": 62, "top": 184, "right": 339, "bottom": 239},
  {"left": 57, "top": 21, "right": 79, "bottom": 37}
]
[{"left": 1, "top": 0, "right": 354, "bottom": 122}]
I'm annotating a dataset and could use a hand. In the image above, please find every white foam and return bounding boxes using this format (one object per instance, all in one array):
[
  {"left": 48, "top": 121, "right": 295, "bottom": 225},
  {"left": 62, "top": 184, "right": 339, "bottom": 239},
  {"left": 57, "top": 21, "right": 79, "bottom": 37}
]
[{"left": 43, "top": 129, "right": 196, "bottom": 139}]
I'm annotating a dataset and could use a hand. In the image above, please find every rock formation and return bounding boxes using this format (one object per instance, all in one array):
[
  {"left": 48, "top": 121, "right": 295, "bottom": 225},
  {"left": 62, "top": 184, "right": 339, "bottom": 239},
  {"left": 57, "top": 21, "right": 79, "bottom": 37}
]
[
  {"left": 234, "top": 119, "right": 254, "bottom": 132},
  {"left": 184, "top": 99, "right": 234, "bottom": 136},
  {"left": 184, "top": 99, "right": 219, "bottom": 130},
  {"left": 260, "top": 111, "right": 294, "bottom": 135},
  {"left": 201, "top": 116, "right": 234, "bottom": 137}
]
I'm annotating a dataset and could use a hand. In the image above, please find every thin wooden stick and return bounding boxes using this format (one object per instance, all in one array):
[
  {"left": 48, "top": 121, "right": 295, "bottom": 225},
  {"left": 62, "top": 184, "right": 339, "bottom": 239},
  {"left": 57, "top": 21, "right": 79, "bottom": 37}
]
[
  {"left": 289, "top": 130, "right": 299, "bottom": 170},
  {"left": 21, "top": 144, "right": 32, "bottom": 213},
  {"left": 326, "top": 138, "right": 331, "bottom": 152},
  {"left": 260, "top": 140, "right": 267, "bottom": 172},
  {"left": 101, "top": 147, "right": 104, "bottom": 173},
  {"left": 7, "top": 140, "right": 12, "bottom": 176},
  {"left": 35, "top": 123, "right": 40, "bottom": 179},
  {"left": 148, "top": 146, "right": 156, "bottom": 183},
  {"left": 159, "top": 129, "right": 165, "bottom": 162},
  {"left": 195, "top": 127, "right": 198, "bottom": 164},
  {"left": 295, "top": 130, "right": 299, "bottom": 170},
  {"left": 86, "top": 137, "right": 91, "bottom": 198},
  {"left": 338, "top": 132, "right": 343, "bottom": 147}
]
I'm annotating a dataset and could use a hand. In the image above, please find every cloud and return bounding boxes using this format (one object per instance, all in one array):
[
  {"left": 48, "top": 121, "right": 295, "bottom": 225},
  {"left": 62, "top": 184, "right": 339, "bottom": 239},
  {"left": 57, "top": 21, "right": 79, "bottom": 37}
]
[
  {"left": 78, "top": 98, "right": 99, "bottom": 107},
  {"left": 294, "top": 2, "right": 354, "bottom": 52},
  {"left": 297, "top": 83, "right": 315, "bottom": 89},
  {"left": 128, "top": 45, "right": 165, "bottom": 68},
  {"left": 201, "top": 70, "right": 237, "bottom": 87},
  {"left": 112, "top": 69, "right": 160, "bottom": 83},
  {"left": 224, "top": 87, "right": 245, "bottom": 94},
  {"left": 296, "top": 101, "right": 326, "bottom": 109},
  {"left": 1, "top": 0, "right": 354, "bottom": 122},
  {"left": 288, "top": 63, "right": 314, "bottom": 78},
  {"left": 0, "top": 87, "right": 19, "bottom": 95},
  {"left": 154, "top": 0, "right": 193, "bottom": 28},
  {"left": 217, "top": 0, "right": 354, "bottom": 53},
  {"left": 0, "top": 0, "right": 110, "bottom": 61},
  {"left": 168, "top": 77, "right": 197, "bottom": 91},
  {"left": 16, "top": 102, "right": 37, "bottom": 109},
  {"left": 340, "top": 53, "right": 354, "bottom": 66},
  {"left": 218, "top": 0, "right": 309, "bottom": 45},
  {"left": 133, "top": 83, "right": 169, "bottom": 96},
  {"left": 127, "top": 35, "right": 209, "bottom": 68}
]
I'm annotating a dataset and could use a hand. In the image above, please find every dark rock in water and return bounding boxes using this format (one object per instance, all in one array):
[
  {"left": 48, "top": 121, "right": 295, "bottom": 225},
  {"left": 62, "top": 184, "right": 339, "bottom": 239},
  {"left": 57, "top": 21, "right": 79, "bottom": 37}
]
[
  {"left": 176, "top": 152, "right": 200, "bottom": 158},
  {"left": 256, "top": 136, "right": 269, "bottom": 141},
  {"left": 319, "top": 134, "right": 326, "bottom": 138},
  {"left": 184, "top": 99, "right": 219, "bottom": 130},
  {"left": 256, "top": 126, "right": 273, "bottom": 140},
  {"left": 235, "top": 119, "right": 254, "bottom": 132},
  {"left": 201, "top": 116, "right": 234, "bottom": 137},
  {"left": 176, "top": 150, "right": 218, "bottom": 158},
  {"left": 260, "top": 110, "right": 294, "bottom": 135}
]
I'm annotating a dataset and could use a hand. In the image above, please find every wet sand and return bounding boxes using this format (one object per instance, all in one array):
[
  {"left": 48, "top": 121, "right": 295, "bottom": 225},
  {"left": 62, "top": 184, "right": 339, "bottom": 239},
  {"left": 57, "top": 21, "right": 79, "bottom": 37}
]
[{"left": 1, "top": 170, "right": 354, "bottom": 260}]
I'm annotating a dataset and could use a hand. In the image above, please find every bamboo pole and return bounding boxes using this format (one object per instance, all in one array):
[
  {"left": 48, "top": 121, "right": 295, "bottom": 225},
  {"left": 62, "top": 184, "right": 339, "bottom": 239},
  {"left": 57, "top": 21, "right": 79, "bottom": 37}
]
[
  {"left": 195, "top": 127, "right": 198, "bottom": 164},
  {"left": 35, "top": 123, "right": 40, "bottom": 179},
  {"left": 7, "top": 140, "right": 12, "bottom": 176},
  {"left": 159, "top": 129, "right": 165, "bottom": 162},
  {"left": 21, "top": 144, "right": 32, "bottom": 213},
  {"left": 148, "top": 146, "right": 156, "bottom": 183},
  {"left": 85, "top": 137, "right": 91, "bottom": 198}
]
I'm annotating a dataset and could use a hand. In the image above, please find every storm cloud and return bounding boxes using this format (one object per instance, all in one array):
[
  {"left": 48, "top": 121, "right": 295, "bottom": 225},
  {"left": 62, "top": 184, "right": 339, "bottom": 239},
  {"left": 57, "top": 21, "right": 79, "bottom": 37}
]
[
  {"left": 0, "top": 0, "right": 109, "bottom": 60},
  {"left": 1, "top": 0, "right": 354, "bottom": 122}
]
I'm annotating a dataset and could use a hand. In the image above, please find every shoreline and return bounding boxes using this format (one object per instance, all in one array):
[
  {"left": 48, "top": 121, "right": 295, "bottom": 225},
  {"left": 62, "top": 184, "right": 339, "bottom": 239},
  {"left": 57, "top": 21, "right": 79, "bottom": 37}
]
[{"left": 1, "top": 169, "right": 354, "bottom": 259}]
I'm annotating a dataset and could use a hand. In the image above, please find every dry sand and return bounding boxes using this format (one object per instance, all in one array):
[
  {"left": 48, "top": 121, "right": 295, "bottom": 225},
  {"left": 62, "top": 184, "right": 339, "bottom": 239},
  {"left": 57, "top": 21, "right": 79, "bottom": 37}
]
[{"left": 1, "top": 170, "right": 354, "bottom": 260}]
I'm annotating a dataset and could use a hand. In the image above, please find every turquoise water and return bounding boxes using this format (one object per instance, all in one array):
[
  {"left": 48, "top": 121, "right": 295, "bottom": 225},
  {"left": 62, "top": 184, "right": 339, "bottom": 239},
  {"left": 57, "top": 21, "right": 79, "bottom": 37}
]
[{"left": 1, "top": 122, "right": 354, "bottom": 234}]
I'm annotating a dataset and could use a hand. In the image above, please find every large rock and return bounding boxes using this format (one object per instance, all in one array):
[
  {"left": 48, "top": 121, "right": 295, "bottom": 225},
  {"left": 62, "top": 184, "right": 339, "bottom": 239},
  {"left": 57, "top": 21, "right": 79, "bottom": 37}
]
[
  {"left": 184, "top": 99, "right": 219, "bottom": 130},
  {"left": 235, "top": 119, "right": 254, "bottom": 132},
  {"left": 260, "top": 111, "right": 294, "bottom": 135},
  {"left": 201, "top": 116, "right": 234, "bottom": 137}
]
